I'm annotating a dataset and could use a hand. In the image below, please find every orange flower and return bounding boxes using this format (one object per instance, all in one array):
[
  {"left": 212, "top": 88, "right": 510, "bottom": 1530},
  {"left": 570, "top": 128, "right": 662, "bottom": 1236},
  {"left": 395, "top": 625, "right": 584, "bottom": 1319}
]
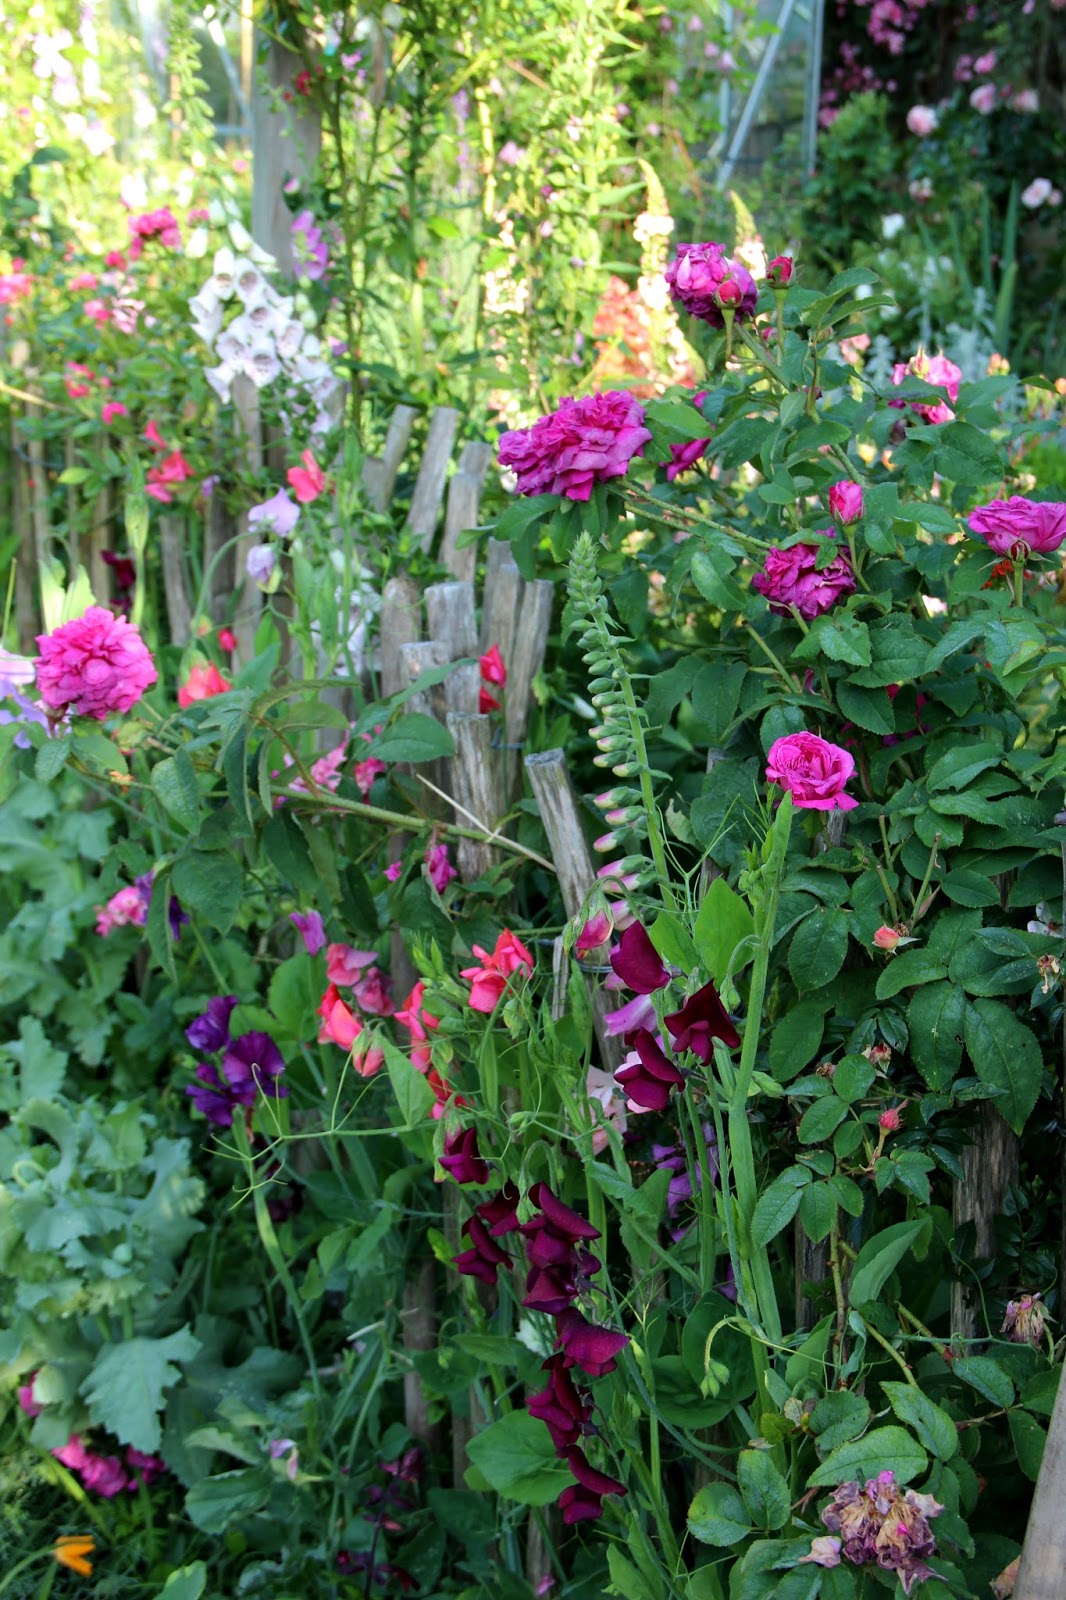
[{"left": 54, "top": 1535, "right": 95, "bottom": 1577}]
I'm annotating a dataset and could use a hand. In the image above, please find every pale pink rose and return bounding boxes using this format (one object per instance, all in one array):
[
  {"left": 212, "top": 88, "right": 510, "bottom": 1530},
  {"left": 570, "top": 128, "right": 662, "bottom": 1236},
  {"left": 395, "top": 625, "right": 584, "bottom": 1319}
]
[
  {"left": 752, "top": 538, "right": 855, "bottom": 620},
  {"left": 766, "top": 732, "right": 858, "bottom": 811},
  {"left": 973, "top": 51, "right": 997, "bottom": 73},
  {"left": 905, "top": 105, "right": 938, "bottom": 136},
  {"left": 35, "top": 606, "right": 157, "bottom": 720},
  {"left": 1021, "top": 178, "right": 1053, "bottom": 209},
  {"left": 498, "top": 391, "right": 651, "bottom": 501},
  {"left": 970, "top": 83, "right": 997, "bottom": 113},
  {"left": 889, "top": 350, "right": 962, "bottom": 424},
  {"left": 1011, "top": 89, "right": 1039, "bottom": 113}
]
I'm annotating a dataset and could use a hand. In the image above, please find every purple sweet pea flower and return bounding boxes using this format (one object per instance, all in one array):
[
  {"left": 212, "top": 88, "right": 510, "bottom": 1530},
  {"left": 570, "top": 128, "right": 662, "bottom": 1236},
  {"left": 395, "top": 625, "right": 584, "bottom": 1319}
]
[
  {"left": 187, "top": 1028, "right": 287, "bottom": 1127},
  {"left": 169, "top": 895, "right": 189, "bottom": 940},
  {"left": 290, "top": 909, "right": 326, "bottom": 955},
  {"left": 246, "top": 543, "right": 277, "bottom": 586},
  {"left": 248, "top": 488, "right": 300, "bottom": 540},
  {"left": 609, "top": 922, "right": 669, "bottom": 994},
  {"left": 616, "top": 1028, "right": 685, "bottom": 1111},
  {"left": 185, "top": 995, "right": 239, "bottom": 1053},
  {"left": 0, "top": 646, "right": 49, "bottom": 748},
  {"left": 603, "top": 991, "right": 658, "bottom": 1037}
]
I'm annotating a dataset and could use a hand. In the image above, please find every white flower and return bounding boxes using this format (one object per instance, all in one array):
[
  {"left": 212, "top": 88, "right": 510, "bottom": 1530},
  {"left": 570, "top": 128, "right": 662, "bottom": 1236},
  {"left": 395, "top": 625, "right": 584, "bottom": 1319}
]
[
  {"left": 228, "top": 219, "right": 253, "bottom": 253},
  {"left": 216, "top": 324, "right": 249, "bottom": 367},
  {"left": 189, "top": 288, "right": 222, "bottom": 344},
  {"left": 276, "top": 319, "right": 304, "bottom": 360},
  {"left": 246, "top": 340, "right": 281, "bottom": 388},
  {"left": 246, "top": 301, "right": 279, "bottom": 337},
  {"left": 233, "top": 258, "right": 266, "bottom": 305},
  {"left": 186, "top": 225, "right": 209, "bottom": 259},
  {"left": 119, "top": 172, "right": 148, "bottom": 210},
  {"left": 209, "top": 247, "right": 236, "bottom": 299},
  {"left": 205, "top": 364, "right": 235, "bottom": 404},
  {"left": 881, "top": 213, "right": 906, "bottom": 240},
  {"left": 1021, "top": 178, "right": 1053, "bottom": 209}
]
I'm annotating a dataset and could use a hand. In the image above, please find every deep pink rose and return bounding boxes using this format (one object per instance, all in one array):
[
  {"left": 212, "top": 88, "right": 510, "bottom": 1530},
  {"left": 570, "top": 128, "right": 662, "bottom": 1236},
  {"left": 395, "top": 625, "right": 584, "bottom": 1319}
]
[
  {"left": 498, "top": 391, "right": 651, "bottom": 501},
  {"left": 665, "top": 242, "right": 758, "bottom": 326},
  {"left": 889, "top": 350, "right": 961, "bottom": 424},
  {"left": 665, "top": 390, "right": 712, "bottom": 480},
  {"left": 828, "top": 481, "right": 864, "bottom": 523},
  {"left": 766, "top": 254, "right": 793, "bottom": 285},
  {"left": 766, "top": 732, "right": 858, "bottom": 811},
  {"left": 35, "top": 606, "right": 157, "bottom": 720},
  {"left": 751, "top": 538, "right": 855, "bottom": 620},
  {"left": 968, "top": 496, "right": 1066, "bottom": 558}
]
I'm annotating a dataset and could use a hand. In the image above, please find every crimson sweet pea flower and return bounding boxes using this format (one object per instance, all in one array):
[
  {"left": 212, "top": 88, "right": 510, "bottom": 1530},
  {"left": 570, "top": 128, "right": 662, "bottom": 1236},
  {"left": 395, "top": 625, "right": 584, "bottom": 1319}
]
[
  {"left": 480, "top": 643, "right": 506, "bottom": 686},
  {"left": 554, "top": 1308, "right": 629, "bottom": 1377},
  {"left": 476, "top": 1180, "right": 521, "bottom": 1235},
  {"left": 609, "top": 922, "right": 669, "bottom": 993},
  {"left": 439, "top": 1126, "right": 490, "bottom": 1185},
  {"left": 616, "top": 1028, "right": 685, "bottom": 1110},
  {"left": 527, "top": 1357, "right": 593, "bottom": 1454},
  {"left": 663, "top": 981, "right": 740, "bottom": 1061},
  {"left": 453, "top": 1215, "right": 512, "bottom": 1284},
  {"left": 558, "top": 1445, "right": 626, "bottom": 1524},
  {"left": 461, "top": 930, "right": 534, "bottom": 1012},
  {"left": 178, "top": 660, "right": 231, "bottom": 708}
]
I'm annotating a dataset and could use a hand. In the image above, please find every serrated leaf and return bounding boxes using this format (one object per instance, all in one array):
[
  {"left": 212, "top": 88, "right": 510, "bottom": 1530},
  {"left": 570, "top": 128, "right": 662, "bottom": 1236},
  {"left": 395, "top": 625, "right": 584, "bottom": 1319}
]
[
  {"left": 875, "top": 949, "right": 948, "bottom": 1001},
  {"left": 849, "top": 1220, "right": 925, "bottom": 1303},
  {"left": 809, "top": 1391, "right": 871, "bottom": 1452},
  {"left": 737, "top": 1449, "right": 791, "bottom": 1531},
  {"left": 687, "top": 1481, "right": 751, "bottom": 1546},
  {"left": 798, "top": 1096, "right": 848, "bottom": 1144},
  {"left": 81, "top": 1327, "right": 201, "bottom": 1452},
  {"left": 35, "top": 735, "right": 71, "bottom": 783},
  {"left": 953, "top": 1356, "right": 1015, "bottom": 1408},
  {"left": 962, "top": 999, "right": 1042, "bottom": 1132},
  {"left": 799, "top": 1181, "right": 837, "bottom": 1242},
  {"left": 794, "top": 613, "right": 871, "bottom": 667},
  {"left": 790, "top": 908, "right": 850, "bottom": 991},
  {"left": 150, "top": 751, "right": 202, "bottom": 832},
  {"left": 1009, "top": 1410, "right": 1048, "bottom": 1481},
  {"left": 751, "top": 1174, "right": 806, "bottom": 1246},
  {"left": 806, "top": 1425, "right": 928, "bottom": 1487},
  {"left": 881, "top": 1381, "right": 958, "bottom": 1460}
]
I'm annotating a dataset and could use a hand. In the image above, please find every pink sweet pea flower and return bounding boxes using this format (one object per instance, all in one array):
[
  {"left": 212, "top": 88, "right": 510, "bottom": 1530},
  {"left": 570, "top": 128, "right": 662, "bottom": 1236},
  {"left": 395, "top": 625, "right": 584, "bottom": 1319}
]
[
  {"left": 178, "top": 660, "right": 231, "bottom": 708},
  {"left": 395, "top": 980, "right": 440, "bottom": 1072},
  {"left": 101, "top": 401, "right": 128, "bottom": 425},
  {"left": 143, "top": 420, "right": 167, "bottom": 451},
  {"left": 287, "top": 449, "right": 327, "bottom": 504},
  {"left": 353, "top": 966, "right": 393, "bottom": 1016},
  {"left": 317, "top": 983, "right": 384, "bottom": 1075},
  {"left": 426, "top": 842, "right": 457, "bottom": 894},
  {"left": 576, "top": 909, "right": 612, "bottom": 954},
  {"left": 290, "top": 909, "right": 326, "bottom": 955},
  {"left": 146, "top": 450, "right": 195, "bottom": 503},
  {"left": 326, "top": 943, "right": 379, "bottom": 986},
  {"left": 461, "top": 930, "right": 534, "bottom": 1012},
  {"left": 480, "top": 644, "right": 507, "bottom": 686}
]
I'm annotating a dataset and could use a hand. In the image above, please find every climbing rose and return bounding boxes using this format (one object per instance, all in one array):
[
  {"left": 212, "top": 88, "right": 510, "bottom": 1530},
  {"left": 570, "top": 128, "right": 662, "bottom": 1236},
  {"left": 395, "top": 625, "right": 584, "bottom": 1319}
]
[
  {"left": 906, "top": 104, "right": 938, "bottom": 136},
  {"left": 498, "top": 391, "right": 651, "bottom": 501},
  {"left": 665, "top": 391, "right": 712, "bottom": 480},
  {"left": 752, "top": 539, "right": 855, "bottom": 620},
  {"left": 178, "top": 660, "right": 231, "bottom": 708},
  {"left": 665, "top": 241, "right": 757, "bottom": 326},
  {"left": 127, "top": 207, "right": 181, "bottom": 260},
  {"left": 36, "top": 607, "right": 157, "bottom": 720},
  {"left": 967, "top": 496, "right": 1066, "bottom": 559},
  {"left": 766, "top": 254, "right": 793, "bottom": 285},
  {"left": 766, "top": 732, "right": 857, "bottom": 811}
]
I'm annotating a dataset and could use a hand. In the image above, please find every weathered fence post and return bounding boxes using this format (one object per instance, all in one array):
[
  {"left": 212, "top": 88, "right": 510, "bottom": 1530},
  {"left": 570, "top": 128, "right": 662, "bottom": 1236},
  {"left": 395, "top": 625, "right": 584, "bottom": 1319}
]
[
  {"left": 440, "top": 441, "right": 493, "bottom": 581},
  {"left": 1013, "top": 1361, "right": 1066, "bottom": 1598},
  {"left": 951, "top": 1107, "right": 1019, "bottom": 1340}
]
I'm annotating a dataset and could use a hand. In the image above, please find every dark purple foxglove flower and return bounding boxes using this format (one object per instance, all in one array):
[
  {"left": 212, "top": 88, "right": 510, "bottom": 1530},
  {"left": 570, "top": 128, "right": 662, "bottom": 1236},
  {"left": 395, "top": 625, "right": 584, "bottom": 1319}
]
[
  {"left": 609, "top": 922, "right": 669, "bottom": 994},
  {"left": 664, "top": 980, "right": 740, "bottom": 1061},
  {"left": 617, "top": 1028, "right": 685, "bottom": 1111},
  {"left": 439, "top": 1126, "right": 490, "bottom": 1186},
  {"left": 222, "top": 1030, "right": 287, "bottom": 1098},
  {"left": 558, "top": 1444, "right": 626, "bottom": 1524},
  {"left": 554, "top": 1308, "right": 629, "bottom": 1378},
  {"left": 453, "top": 1216, "right": 512, "bottom": 1284},
  {"left": 477, "top": 1180, "right": 521, "bottom": 1237},
  {"left": 185, "top": 995, "right": 239, "bottom": 1053},
  {"left": 527, "top": 1357, "right": 592, "bottom": 1454},
  {"left": 290, "top": 909, "right": 326, "bottom": 956}
]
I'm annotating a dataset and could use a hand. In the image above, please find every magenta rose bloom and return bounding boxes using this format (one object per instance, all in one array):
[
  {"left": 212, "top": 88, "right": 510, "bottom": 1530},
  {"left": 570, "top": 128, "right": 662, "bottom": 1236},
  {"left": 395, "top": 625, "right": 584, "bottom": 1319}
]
[
  {"left": 766, "top": 732, "right": 857, "bottom": 811},
  {"left": 968, "top": 496, "right": 1066, "bottom": 558},
  {"left": 665, "top": 242, "right": 758, "bottom": 327},
  {"left": 665, "top": 390, "right": 712, "bottom": 480},
  {"left": 35, "top": 606, "right": 157, "bottom": 720},
  {"left": 498, "top": 391, "right": 651, "bottom": 501},
  {"left": 751, "top": 538, "right": 855, "bottom": 620},
  {"left": 828, "top": 480, "right": 864, "bottom": 523}
]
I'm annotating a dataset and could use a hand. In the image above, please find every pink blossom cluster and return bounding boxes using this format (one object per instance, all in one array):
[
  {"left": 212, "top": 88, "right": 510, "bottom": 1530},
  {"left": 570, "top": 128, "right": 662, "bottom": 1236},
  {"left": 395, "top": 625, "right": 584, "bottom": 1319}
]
[
  {"left": 53, "top": 1434, "right": 166, "bottom": 1497},
  {"left": 96, "top": 878, "right": 151, "bottom": 937},
  {"left": 0, "top": 260, "right": 33, "bottom": 307},
  {"left": 127, "top": 207, "right": 181, "bottom": 261},
  {"left": 889, "top": 349, "right": 962, "bottom": 425},
  {"left": 317, "top": 943, "right": 393, "bottom": 1077},
  {"left": 144, "top": 421, "right": 196, "bottom": 503}
]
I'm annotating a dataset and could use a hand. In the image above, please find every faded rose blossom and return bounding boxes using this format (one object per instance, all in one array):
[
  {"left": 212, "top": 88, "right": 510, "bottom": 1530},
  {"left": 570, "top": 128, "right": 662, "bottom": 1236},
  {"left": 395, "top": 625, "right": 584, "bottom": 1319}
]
[
  {"left": 799, "top": 1536, "right": 842, "bottom": 1569},
  {"left": 889, "top": 349, "right": 962, "bottom": 425},
  {"left": 498, "top": 391, "right": 652, "bottom": 501},
  {"left": 95, "top": 883, "right": 150, "bottom": 937},
  {"left": 753, "top": 537, "right": 855, "bottom": 620},
  {"left": 828, "top": 480, "right": 864, "bottom": 523},
  {"left": 665, "top": 241, "right": 758, "bottom": 326},
  {"left": 1002, "top": 1292, "right": 1046, "bottom": 1346},
  {"left": 766, "top": 732, "right": 858, "bottom": 811},
  {"left": 820, "top": 1470, "right": 943, "bottom": 1595},
  {"left": 968, "top": 496, "right": 1066, "bottom": 559},
  {"left": 36, "top": 607, "right": 157, "bottom": 720}
]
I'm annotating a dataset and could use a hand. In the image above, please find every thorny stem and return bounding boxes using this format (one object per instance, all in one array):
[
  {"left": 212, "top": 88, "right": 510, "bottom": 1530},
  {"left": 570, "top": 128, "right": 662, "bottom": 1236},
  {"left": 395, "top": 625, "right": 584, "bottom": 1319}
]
[
  {"left": 862, "top": 1317, "right": 919, "bottom": 1385},
  {"left": 828, "top": 1215, "right": 848, "bottom": 1376},
  {"left": 746, "top": 625, "right": 801, "bottom": 692}
]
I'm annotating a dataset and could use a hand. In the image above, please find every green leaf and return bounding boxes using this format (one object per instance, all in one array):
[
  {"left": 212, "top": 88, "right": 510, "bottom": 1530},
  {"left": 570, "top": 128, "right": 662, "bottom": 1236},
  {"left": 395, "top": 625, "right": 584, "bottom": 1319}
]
[
  {"left": 150, "top": 751, "right": 202, "bottom": 832},
  {"left": 153, "top": 1564, "right": 208, "bottom": 1600},
  {"left": 933, "top": 420, "right": 1004, "bottom": 486},
  {"left": 881, "top": 1382, "right": 958, "bottom": 1460},
  {"left": 789, "top": 908, "right": 850, "bottom": 991},
  {"left": 828, "top": 1174, "right": 864, "bottom": 1217},
  {"left": 874, "top": 949, "right": 948, "bottom": 1001},
  {"left": 607, "top": 1547, "right": 657, "bottom": 1600},
  {"left": 799, "top": 1181, "right": 838, "bottom": 1242},
  {"left": 952, "top": 1356, "right": 1014, "bottom": 1408},
  {"left": 382, "top": 1037, "right": 435, "bottom": 1126},
  {"left": 798, "top": 1097, "right": 848, "bottom": 1144},
  {"left": 849, "top": 1220, "right": 926, "bottom": 1303},
  {"left": 769, "top": 999, "right": 827, "bottom": 1083},
  {"left": 737, "top": 1449, "right": 791, "bottom": 1531},
  {"left": 184, "top": 1468, "right": 271, "bottom": 1533},
  {"left": 465, "top": 1410, "right": 573, "bottom": 1506},
  {"left": 649, "top": 910, "right": 700, "bottom": 972},
  {"left": 794, "top": 612, "right": 871, "bottom": 668},
  {"left": 261, "top": 810, "right": 318, "bottom": 894},
  {"left": 172, "top": 850, "right": 243, "bottom": 934},
  {"left": 1009, "top": 1410, "right": 1048, "bottom": 1481},
  {"left": 940, "top": 870, "right": 1001, "bottom": 908},
  {"left": 832, "top": 1055, "right": 876, "bottom": 1103},
  {"left": 807, "top": 1425, "right": 928, "bottom": 1487},
  {"left": 81, "top": 1327, "right": 202, "bottom": 1452},
  {"left": 926, "top": 742, "right": 1003, "bottom": 792},
  {"left": 650, "top": 399, "right": 720, "bottom": 439},
  {"left": 809, "top": 1391, "right": 871, "bottom": 1452},
  {"left": 850, "top": 615, "right": 928, "bottom": 687},
  {"left": 751, "top": 1173, "right": 807, "bottom": 1246},
  {"left": 962, "top": 999, "right": 1043, "bottom": 1132},
  {"left": 693, "top": 877, "right": 754, "bottom": 985},
  {"left": 692, "top": 546, "right": 748, "bottom": 612},
  {"left": 0, "top": 1017, "right": 67, "bottom": 1106},
  {"left": 371, "top": 713, "right": 455, "bottom": 763},
  {"left": 268, "top": 953, "right": 321, "bottom": 1039},
  {"left": 687, "top": 1481, "right": 751, "bottom": 1546},
  {"left": 35, "top": 735, "right": 71, "bottom": 784},
  {"left": 835, "top": 680, "right": 894, "bottom": 736}
]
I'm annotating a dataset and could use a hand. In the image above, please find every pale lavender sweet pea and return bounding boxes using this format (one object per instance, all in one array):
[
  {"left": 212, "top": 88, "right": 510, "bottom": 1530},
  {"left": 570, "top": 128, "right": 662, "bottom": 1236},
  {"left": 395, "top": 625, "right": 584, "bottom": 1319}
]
[
  {"left": 248, "top": 488, "right": 300, "bottom": 539},
  {"left": 290, "top": 909, "right": 326, "bottom": 955},
  {"left": 246, "top": 544, "right": 277, "bottom": 586}
]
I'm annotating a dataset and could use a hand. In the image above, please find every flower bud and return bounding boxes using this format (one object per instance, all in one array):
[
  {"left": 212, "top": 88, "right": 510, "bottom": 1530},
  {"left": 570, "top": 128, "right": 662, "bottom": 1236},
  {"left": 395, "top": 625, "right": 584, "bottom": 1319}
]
[
  {"left": 873, "top": 925, "right": 917, "bottom": 951},
  {"left": 593, "top": 831, "right": 622, "bottom": 853},
  {"left": 604, "top": 806, "right": 644, "bottom": 826},
  {"left": 879, "top": 1106, "right": 903, "bottom": 1132},
  {"left": 766, "top": 254, "right": 793, "bottom": 286},
  {"left": 829, "top": 480, "right": 864, "bottom": 524}
]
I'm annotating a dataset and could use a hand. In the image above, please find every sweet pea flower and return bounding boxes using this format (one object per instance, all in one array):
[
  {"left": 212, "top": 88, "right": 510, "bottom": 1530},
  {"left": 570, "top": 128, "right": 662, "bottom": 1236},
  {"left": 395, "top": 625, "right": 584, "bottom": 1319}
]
[
  {"left": 248, "top": 488, "right": 300, "bottom": 539},
  {"left": 178, "top": 661, "right": 231, "bottom": 708},
  {"left": 394, "top": 980, "right": 440, "bottom": 1072},
  {"left": 36, "top": 607, "right": 157, "bottom": 720},
  {"left": 610, "top": 922, "right": 670, "bottom": 993},
  {"left": 558, "top": 1445, "right": 626, "bottom": 1524},
  {"left": 480, "top": 643, "right": 506, "bottom": 685},
  {"left": 663, "top": 980, "right": 740, "bottom": 1060},
  {"left": 95, "top": 882, "right": 150, "bottom": 937},
  {"left": 426, "top": 842, "right": 457, "bottom": 894},
  {"left": 766, "top": 732, "right": 857, "bottom": 811},
  {"left": 968, "top": 496, "right": 1066, "bottom": 559},
  {"left": 461, "top": 930, "right": 534, "bottom": 1012},
  {"left": 185, "top": 995, "right": 239, "bottom": 1052},
  {"left": 616, "top": 1029, "right": 685, "bottom": 1110},
  {"left": 287, "top": 449, "right": 327, "bottom": 503},
  {"left": 499, "top": 391, "right": 651, "bottom": 501},
  {"left": 246, "top": 543, "right": 278, "bottom": 588},
  {"left": 752, "top": 539, "right": 855, "bottom": 620},
  {"left": 439, "top": 1126, "right": 490, "bottom": 1185},
  {"left": 290, "top": 210, "right": 329, "bottom": 280},
  {"left": 576, "top": 909, "right": 613, "bottom": 954},
  {"left": 317, "top": 983, "right": 362, "bottom": 1048},
  {"left": 326, "top": 944, "right": 378, "bottom": 986},
  {"left": 290, "top": 909, "right": 326, "bottom": 955},
  {"left": 101, "top": 401, "right": 128, "bottom": 425},
  {"left": 828, "top": 480, "right": 864, "bottom": 523}
]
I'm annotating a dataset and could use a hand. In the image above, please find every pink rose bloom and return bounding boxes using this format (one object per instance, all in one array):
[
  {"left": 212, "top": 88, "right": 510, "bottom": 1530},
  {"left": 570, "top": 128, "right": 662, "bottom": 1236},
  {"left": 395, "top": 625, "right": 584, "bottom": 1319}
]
[
  {"left": 665, "top": 242, "right": 758, "bottom": 326},
  {"left": 766, "top": 255, "right": 793, "bottom": 285},
  {"left": 353, "top": 754, "right": 386, "bottom": 797},
  {"left": 968, "top": 496, "right": 1066, "bottom": 558},
  {"left": 665, "top": 390, "right": 712, "bottom": 480},
  {"left": 752, "top": 538, "right": 855, "bottom": 620},
  {"left": 905, "top": 105, "right": 938, "bottom": 136},
  {"left": 36, "top": 606, "right": 157, "bottom": 720},
  {"left": 326, "top": 943, "right": 378, "bottom": 986},
  {"left": 970, "top": 83, "right": 997, "bottom": 113},
  {"left": 127, "top": 207, "right": 181, "bottom": 260},
  {"left": 766, "top": 732, "right": 858, "bottom": 811},
  {"left": 828, "top": 481, "right": 864, "bottom": 523},
  {"left": 498, "top": 391, "right": 651, "bottom": 501},
  {"left": 101, "top": 401, "right": 128, "bottom": 425},
  {"left": 426, "top": 842, "right": 457, "bottom": 894},
  {"left": 889, "top": 350, "right": 961, "bottom": 424}
]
